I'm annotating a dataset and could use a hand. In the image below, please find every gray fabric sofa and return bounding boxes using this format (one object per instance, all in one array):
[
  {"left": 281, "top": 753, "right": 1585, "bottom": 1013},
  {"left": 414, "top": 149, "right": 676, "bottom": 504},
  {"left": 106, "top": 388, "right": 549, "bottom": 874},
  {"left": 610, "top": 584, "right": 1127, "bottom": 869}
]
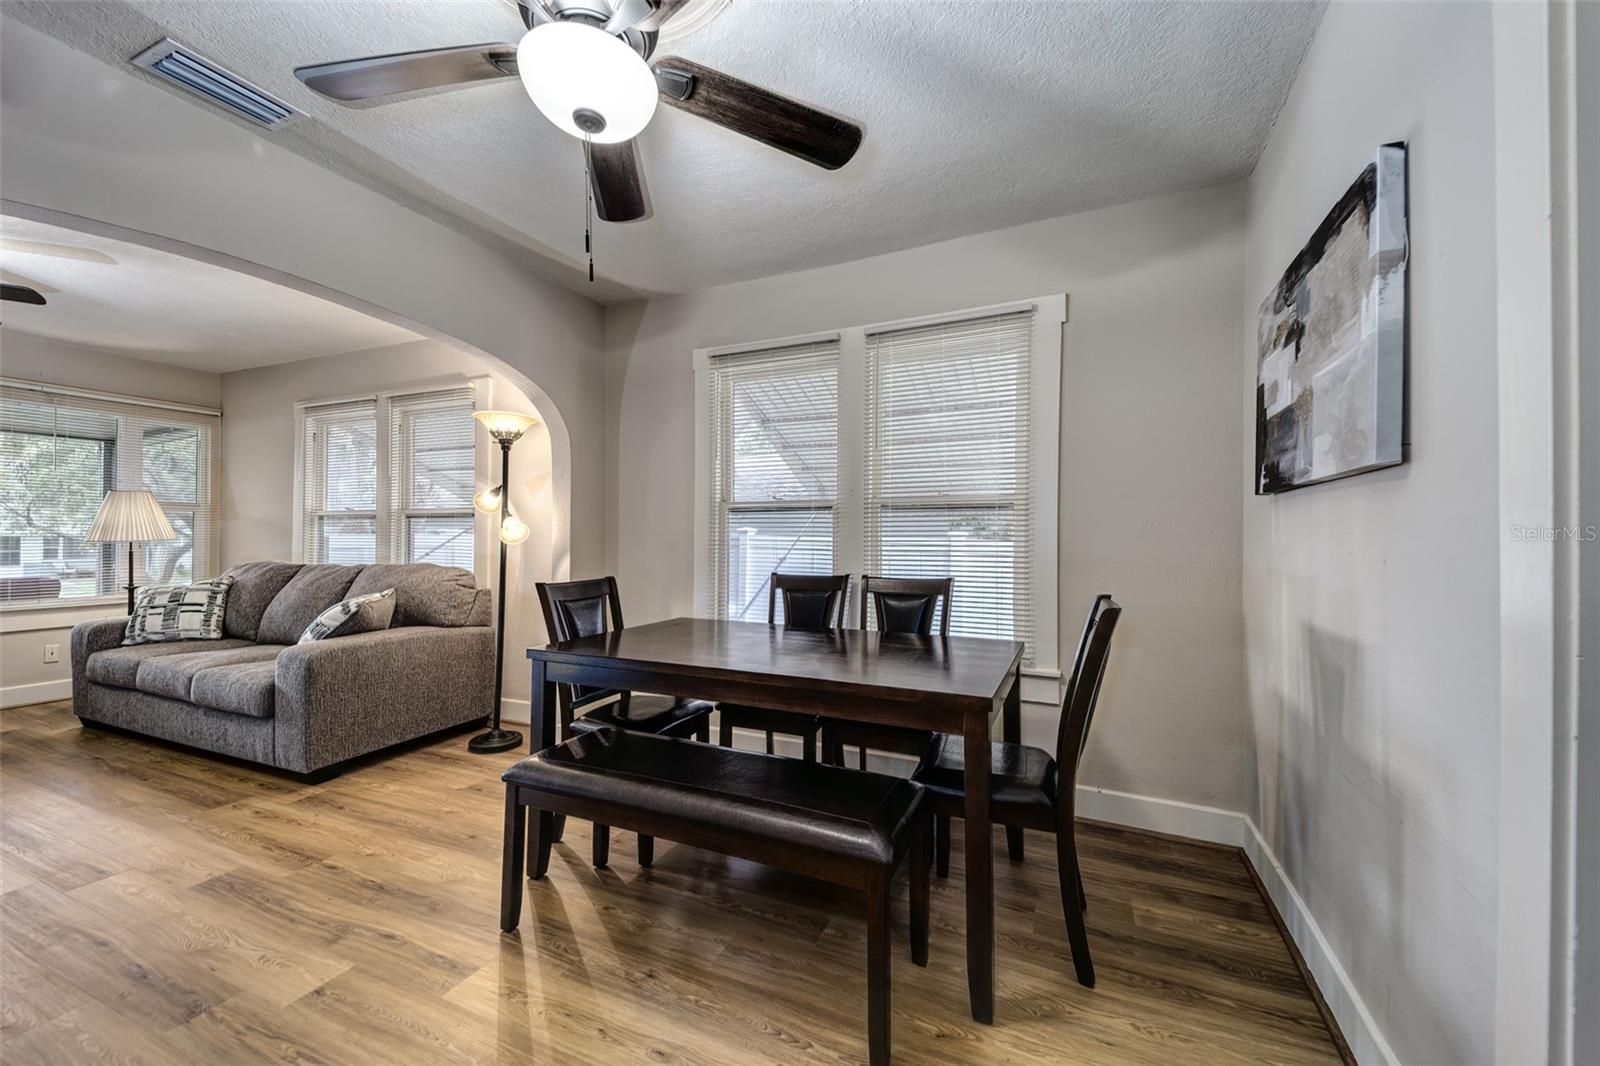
[{"left": 70, "top": 561, "right": 495, "bottom": 777}]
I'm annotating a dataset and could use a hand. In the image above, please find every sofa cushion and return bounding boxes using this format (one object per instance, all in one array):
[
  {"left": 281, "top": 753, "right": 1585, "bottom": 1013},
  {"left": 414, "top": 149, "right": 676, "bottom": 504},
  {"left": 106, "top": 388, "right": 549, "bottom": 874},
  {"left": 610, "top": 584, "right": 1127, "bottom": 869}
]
[
  {"left": 255, "top": 564, "right": 364, "bottom": 645},
  {"left": 133, "top": 644, "right": 288, "bottom": 703},
  {"left": 221, "top": 561, "right": 304, "bottom": 640},
  {"left": 191, "top": 661, "right": 278, "bottom": 719},
  {"left": 345, "top": 564, "right": 482, "bottom": 627},
  {"left": 85, "top": 639, "right": 256, "bottom": 689}
]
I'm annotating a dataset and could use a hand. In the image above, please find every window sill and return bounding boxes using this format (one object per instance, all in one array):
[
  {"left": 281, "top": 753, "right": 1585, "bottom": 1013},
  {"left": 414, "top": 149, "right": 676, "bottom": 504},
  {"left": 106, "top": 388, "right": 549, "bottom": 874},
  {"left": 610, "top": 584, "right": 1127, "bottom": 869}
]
[{"left": 0, "top": 597, "right": 126, "bottom": 634}]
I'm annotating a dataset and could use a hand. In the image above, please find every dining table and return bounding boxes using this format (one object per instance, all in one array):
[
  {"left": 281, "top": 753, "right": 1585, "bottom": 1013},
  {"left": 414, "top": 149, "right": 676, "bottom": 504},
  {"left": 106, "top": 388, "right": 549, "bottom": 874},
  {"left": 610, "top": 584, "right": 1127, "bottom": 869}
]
[{"left": 525, "top": 615, "right": 1024, "bottom": 1024}]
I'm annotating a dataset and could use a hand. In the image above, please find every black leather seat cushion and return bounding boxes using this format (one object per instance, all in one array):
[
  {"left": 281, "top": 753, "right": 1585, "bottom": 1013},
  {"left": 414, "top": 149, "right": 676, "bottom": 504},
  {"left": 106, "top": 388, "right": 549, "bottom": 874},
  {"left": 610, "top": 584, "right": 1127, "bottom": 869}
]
[
  {"left": 912, "top": 734, "right": 1058, "bottom": 813},
  {"left": 569, "top": 694, "right": 712, "bottom": 737},
  {"left": 505, "top": 729, "right": 924, "bottom": 866}
]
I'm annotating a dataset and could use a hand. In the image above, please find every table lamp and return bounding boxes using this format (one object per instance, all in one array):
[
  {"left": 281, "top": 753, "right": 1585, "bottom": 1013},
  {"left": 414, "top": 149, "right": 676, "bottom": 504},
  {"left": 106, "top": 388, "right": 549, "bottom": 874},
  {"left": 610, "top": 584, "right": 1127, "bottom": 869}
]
[{"left": 85, "top": 489, "right": 178, "bottom": 614}]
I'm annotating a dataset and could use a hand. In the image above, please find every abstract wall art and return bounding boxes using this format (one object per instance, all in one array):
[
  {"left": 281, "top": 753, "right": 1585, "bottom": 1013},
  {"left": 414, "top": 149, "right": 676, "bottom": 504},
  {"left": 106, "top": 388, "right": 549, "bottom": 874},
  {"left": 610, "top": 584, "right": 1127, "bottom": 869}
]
[{"left": 1256, "top": 143, "right": 1408, "bottom": 494}]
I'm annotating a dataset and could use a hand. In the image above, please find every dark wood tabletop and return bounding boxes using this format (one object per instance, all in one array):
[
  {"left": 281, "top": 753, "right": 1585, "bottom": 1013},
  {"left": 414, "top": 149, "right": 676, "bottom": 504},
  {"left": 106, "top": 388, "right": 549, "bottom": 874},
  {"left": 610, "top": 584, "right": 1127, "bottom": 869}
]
[{"left": 531, "top": 617, "right": 1023, "bottom": 732}]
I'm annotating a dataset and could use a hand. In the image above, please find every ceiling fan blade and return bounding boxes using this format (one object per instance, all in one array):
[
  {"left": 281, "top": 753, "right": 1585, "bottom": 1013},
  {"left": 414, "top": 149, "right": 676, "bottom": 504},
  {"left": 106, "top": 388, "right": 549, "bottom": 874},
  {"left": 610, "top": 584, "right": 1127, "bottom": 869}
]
[
  {"left": 1, "top": 284, "right": 47, "bottom": 306},
  {"left": 589, "top": 140, "right": 650, "bottom": 223},
  {"left": 295, "top": 44, "right": 518, "bottom": 103},
  {"left": 652, "top": 58, "right": 862, "bottom": 170},
  {"left": 636, "top": 0, "right": 691, "bottom": 32}
]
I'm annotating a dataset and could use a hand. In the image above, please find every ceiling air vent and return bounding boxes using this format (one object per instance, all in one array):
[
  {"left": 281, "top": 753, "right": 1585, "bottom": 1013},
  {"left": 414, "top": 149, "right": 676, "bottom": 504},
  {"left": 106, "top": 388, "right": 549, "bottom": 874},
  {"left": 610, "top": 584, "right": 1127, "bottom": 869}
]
[{"left": 132, "top": 38, "right": 302, "bottom": 129}]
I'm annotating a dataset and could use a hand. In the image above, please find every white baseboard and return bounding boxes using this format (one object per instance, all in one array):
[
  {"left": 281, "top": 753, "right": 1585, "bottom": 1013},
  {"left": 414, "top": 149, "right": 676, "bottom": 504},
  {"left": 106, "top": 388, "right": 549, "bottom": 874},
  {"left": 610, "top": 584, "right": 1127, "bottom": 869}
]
[
  {"left": 1244, "top": 817, "right": 1396, "bottom": 1066},
  {"left": 1, "top": 678, "right": 71, "bottom": 709},
  {"left": 1073, "top": 784, "right": 1245, "bottom": 847}
]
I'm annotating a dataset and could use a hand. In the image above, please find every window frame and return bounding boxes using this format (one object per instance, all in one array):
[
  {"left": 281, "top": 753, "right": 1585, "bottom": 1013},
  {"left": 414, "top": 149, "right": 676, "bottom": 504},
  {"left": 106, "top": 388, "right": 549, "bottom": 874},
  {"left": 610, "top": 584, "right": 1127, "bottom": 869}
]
[
  {"left": 292, "top": 379, "right": 489, "bottom": 575},
  {"left": 693, "top": 296, "right": 1066, "bottom": 694},
  {"left": 0, "top": 381, "right": 220, "bottom": 612}
]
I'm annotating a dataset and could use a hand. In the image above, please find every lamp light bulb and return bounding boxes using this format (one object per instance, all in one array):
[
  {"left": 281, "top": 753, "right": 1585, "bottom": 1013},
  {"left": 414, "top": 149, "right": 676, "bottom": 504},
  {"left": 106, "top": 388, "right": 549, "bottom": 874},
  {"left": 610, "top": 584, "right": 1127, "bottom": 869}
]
[
  {"left": 473, "top": 486, "right": 503, "bottom": 514},
  {"left": 499, "top": 514, "right": 531, "bottom": 545},
  {"left": 516, "top": 22, "right": 659, "bottom": 144}
]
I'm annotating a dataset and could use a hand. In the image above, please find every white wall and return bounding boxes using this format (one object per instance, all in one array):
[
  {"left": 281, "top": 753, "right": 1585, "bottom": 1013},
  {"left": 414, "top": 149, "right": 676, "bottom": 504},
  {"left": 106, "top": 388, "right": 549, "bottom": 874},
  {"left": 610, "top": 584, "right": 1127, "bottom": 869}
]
[
  {"left": 605, "top": 184, "right": 1248, "bottom": 811},
  {"left": 1241, "top": 4, "right": 1500, "bottom": 1064},
  {"left": 219, "top": 339, "right": 556, "bottom": 718},
  {"left": 0, "top": 333, "right": 223, "bottom": 706},
  {"left": 0, "top": 20, "right": 605, "bottom": 582}
]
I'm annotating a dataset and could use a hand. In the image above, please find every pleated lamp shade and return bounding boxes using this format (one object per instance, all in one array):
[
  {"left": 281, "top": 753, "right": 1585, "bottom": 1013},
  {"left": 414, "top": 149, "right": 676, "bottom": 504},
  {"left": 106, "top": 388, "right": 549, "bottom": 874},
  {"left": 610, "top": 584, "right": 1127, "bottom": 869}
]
[{"left": 85, "top": 490, "right": 177, "bottom": 544}]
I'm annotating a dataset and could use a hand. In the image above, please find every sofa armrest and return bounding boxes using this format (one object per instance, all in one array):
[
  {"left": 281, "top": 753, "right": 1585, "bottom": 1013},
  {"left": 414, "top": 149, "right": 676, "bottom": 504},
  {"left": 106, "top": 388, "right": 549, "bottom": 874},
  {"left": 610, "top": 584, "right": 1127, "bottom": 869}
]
[
  {"left": 70, "top": 618, "right": 128, "bottom": 707},
  {"left": 273, "top": 625, "right": 495, "bottom": 773}
]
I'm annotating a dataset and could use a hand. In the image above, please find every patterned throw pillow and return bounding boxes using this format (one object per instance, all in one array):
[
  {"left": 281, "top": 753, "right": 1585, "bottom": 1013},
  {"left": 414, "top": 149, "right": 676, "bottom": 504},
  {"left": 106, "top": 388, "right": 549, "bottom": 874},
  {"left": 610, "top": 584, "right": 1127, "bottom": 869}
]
[
  {"left": 298, "top": 587, "right": 396, "bottom": 644},
  {"left": 122, "top": 576, "right": 236, "bottom": 646}
]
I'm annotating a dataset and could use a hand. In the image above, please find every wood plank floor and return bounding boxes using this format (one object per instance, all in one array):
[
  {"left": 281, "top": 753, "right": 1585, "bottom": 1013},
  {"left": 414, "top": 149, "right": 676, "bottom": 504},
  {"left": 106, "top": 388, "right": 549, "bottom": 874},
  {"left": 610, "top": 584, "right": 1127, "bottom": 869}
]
[{"left": 0, "top": 700, "right": 1343, "bottom": 1065}]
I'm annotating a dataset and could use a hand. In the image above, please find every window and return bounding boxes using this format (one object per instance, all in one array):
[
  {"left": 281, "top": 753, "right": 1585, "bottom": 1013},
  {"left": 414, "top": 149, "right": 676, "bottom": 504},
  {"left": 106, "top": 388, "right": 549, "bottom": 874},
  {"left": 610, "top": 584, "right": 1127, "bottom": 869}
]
[
  {"left": 0, "top": 536, "right": 19, "bottom": 567},
  {"left": 706, "top": 339, "right": 839, "bottom": 622},
  {"left": 0, "top": 383, "right": 219, "bottom": 605},
  {"left": 696, "top": 298, "right": 1062, "bottom": 674},
  {"left": 296, "top": 386, "right": 476, "bottom": 568},
  {"left": 865, "top": 310, "right": 1035, "bottom": 654}
]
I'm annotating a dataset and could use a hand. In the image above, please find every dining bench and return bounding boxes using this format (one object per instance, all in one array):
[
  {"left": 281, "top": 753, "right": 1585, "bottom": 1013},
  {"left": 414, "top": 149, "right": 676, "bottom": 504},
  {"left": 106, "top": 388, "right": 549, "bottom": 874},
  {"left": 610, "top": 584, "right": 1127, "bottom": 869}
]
[{"left": 500, "top": 728, "right": 931, "bottom": 1066}]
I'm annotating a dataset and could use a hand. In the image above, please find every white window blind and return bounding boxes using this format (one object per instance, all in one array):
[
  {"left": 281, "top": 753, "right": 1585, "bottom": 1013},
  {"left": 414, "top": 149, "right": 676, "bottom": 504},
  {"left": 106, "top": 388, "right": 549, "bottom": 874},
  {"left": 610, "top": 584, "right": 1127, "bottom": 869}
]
[
  {"left": 387, "top": 388, "right": 475, "bottom": 569},
  {"left": 707, "top": 339, "right": 839, "bottom": 622},
  {"left": 299, "top": 387, "right": 477, "bottom": 568},
  {"left": 864, "top": 309, "right": 1036, "bottom": 661},
  {"left": 299, "top": 398, "right": 379, "bottom": 565},
  {"left": 0, "top": 383, "right": 219, "bottom": 606}
]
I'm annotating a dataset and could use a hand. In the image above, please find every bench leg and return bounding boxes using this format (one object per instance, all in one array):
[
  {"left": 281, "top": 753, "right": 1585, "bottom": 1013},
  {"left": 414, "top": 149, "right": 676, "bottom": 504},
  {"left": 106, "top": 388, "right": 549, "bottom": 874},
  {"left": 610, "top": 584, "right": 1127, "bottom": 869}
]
[
  {"left": 935, "top": 813, "right": 951, "bottom": 878},
  {"left": 1006, "top": 826, "right": 1025, "bottom": 863},
  {"left": 638, "top": 833, "right": 654, "bottom": 867},
  {"left": 910, "top": 818, "right": 930, "bottom": 967},
  {"left": 501, "top": 785, "right": 526, "bottom": 932},
  {"left": 593, "top": 824, "right": 610, "bottom": 868},
  {"left": 526, "top": 809, "right": 554, "bottom": 880},
  {"left": 867, "top": 871, "right": 892, "bottom": 1066}
]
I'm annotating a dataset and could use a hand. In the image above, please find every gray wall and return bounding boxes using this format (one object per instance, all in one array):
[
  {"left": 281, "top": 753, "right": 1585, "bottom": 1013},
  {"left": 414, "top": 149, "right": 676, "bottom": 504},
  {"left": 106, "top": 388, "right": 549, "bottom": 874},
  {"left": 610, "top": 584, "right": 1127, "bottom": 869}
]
[
  {"left": 219, "top": 339, "right": 556, "bottom": 717},
  {"left": 604, "top": 184, "right": 1249, "bottom": 811},
  {"left": 1241, "top": 3, "right": 1500, "bottom": 1062}
]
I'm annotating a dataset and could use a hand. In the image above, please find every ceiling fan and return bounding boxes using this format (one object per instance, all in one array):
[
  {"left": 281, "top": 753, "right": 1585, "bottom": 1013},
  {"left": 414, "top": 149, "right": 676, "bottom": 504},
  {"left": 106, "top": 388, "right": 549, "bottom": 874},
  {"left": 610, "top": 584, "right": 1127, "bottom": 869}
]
[{"left": 293, "top": 0, "right": 864, "bottom": 226}]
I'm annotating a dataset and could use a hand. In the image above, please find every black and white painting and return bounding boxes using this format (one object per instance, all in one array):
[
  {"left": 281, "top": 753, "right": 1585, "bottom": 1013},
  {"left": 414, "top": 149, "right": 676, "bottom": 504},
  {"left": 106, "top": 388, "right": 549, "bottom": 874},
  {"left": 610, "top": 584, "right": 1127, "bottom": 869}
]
[{"left": 1256, "top": 143, "right": 1408, "bottom": 494}]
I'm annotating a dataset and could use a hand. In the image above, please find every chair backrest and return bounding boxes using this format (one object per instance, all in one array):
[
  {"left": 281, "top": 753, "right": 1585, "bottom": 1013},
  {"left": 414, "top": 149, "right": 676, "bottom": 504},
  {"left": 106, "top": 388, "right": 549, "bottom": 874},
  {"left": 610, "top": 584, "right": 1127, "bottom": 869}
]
[
  {"left": 1056, "top": 595, "right": 1121, "bottom": 781},
  {"left": 768, "top": 572, "right": 851, "bottom": 630},
  {"left": 859, "top": 575, "right": 953, "bottom": 636},
  {"left": 536, "top": 576, "right": 624, "bottom": 708}
]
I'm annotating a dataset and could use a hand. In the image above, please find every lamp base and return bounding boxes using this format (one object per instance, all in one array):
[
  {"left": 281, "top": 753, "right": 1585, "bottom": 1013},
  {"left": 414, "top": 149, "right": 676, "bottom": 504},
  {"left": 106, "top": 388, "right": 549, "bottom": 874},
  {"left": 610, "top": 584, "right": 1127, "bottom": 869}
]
[{"left": 468, "top": 728, "right": 524, "bottom": 754}]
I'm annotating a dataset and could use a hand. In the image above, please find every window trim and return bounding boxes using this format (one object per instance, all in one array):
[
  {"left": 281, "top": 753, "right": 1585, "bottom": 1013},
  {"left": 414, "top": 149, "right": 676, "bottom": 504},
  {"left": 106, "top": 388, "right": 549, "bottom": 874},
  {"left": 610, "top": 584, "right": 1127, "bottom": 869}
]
[
  {"left": 693, "top": 294, "right": 1066, "bottom": 689},
  {"left": 291, "top": 378, "right": 490, "bottom": 577}
]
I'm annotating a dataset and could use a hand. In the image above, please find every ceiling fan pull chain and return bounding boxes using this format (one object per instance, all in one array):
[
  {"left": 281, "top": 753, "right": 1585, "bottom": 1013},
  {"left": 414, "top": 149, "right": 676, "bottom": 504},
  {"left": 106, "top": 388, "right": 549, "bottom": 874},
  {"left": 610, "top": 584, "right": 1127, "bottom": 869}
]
[{"left": 583, "top": 134, "right": 595, "bottom": 283}]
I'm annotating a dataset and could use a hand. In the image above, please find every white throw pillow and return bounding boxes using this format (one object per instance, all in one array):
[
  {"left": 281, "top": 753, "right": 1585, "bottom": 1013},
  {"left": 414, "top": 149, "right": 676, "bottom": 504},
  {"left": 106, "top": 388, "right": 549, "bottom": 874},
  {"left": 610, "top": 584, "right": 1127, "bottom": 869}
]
[
  {"left": 123, "top": 575, "right": 236, "bottom": 646},
  {"left": 298, "top": 587, "right": 396, "bottom": 644}
]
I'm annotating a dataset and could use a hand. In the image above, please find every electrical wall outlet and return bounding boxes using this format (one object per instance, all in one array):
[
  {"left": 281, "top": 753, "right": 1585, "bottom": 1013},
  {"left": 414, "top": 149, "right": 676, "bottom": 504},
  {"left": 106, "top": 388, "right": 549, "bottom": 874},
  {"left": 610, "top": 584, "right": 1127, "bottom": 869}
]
[{"left": 43, "top": 644, "right": 60, "bottom": 664}]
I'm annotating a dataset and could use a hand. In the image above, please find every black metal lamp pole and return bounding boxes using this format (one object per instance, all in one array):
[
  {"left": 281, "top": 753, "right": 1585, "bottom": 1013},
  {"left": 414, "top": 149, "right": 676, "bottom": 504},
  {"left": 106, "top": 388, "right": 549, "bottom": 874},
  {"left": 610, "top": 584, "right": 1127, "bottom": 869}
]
[{"left": 468, "top": 435, "right": 524, "bottom": 754}]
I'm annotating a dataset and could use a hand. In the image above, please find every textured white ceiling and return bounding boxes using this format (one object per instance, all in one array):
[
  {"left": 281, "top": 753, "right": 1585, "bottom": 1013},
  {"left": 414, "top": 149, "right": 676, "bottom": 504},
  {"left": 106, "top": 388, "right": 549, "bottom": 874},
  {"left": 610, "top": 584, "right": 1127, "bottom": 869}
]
[
  {"left": 0, "top": 217, "right": 420, "bottom": 370},
  {"left": 6, "top": 0, "right": 1323, "bottom": 298}
]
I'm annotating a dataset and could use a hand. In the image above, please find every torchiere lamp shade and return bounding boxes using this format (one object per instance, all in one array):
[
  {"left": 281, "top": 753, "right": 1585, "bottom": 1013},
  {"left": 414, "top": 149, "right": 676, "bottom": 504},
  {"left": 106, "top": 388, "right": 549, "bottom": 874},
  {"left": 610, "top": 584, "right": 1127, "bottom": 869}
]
[{"left": 85, "top": 490, "right": 177, "bottom": 544}]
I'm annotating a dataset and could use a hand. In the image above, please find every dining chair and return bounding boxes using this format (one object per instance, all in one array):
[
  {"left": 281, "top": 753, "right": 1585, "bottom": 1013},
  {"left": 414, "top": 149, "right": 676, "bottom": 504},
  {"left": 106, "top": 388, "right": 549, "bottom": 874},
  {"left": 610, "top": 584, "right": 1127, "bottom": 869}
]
[
  {"left": 716, "top": 572, "right": 850, "bottom": 761},
  {"left": 822, "top": 575, "right": 953, "bottom": 770},
  {"left": 911, "top": 594, "right": 1121, "bottom": 988},
  {"left": 536, "top": 576, "right": 715, "bottom": 867}
]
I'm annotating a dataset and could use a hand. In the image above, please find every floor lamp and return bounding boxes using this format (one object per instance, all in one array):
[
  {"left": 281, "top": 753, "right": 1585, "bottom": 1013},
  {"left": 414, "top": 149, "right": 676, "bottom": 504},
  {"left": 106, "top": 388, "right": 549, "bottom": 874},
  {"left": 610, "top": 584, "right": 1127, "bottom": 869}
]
[
  {"left": 85, "top": 490, "right": 178, "bottom": 614},
  {"left": 468, "top": 410, "right": 539, "bottom": 754}
]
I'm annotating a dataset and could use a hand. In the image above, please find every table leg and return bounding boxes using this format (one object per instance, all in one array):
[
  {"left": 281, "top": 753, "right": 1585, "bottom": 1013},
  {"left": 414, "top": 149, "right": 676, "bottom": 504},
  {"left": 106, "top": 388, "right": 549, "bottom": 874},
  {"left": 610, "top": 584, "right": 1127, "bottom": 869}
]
[
  {"left": 526, "top": 658, "right": 556, "bottom": 879},
  {"left": 1003, "top": 666, "right": 1025, "bottom": 862},
  {"left": 964, "top": 706, "right": 994, "bottom": 1024}
]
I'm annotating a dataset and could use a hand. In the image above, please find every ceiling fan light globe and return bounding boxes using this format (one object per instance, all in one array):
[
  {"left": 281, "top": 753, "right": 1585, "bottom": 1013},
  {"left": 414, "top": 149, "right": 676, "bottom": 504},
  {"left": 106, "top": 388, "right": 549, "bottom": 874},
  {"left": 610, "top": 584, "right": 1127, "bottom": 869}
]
[{"left": 516, "top": 22, "right": 657, "bottom": 144}]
